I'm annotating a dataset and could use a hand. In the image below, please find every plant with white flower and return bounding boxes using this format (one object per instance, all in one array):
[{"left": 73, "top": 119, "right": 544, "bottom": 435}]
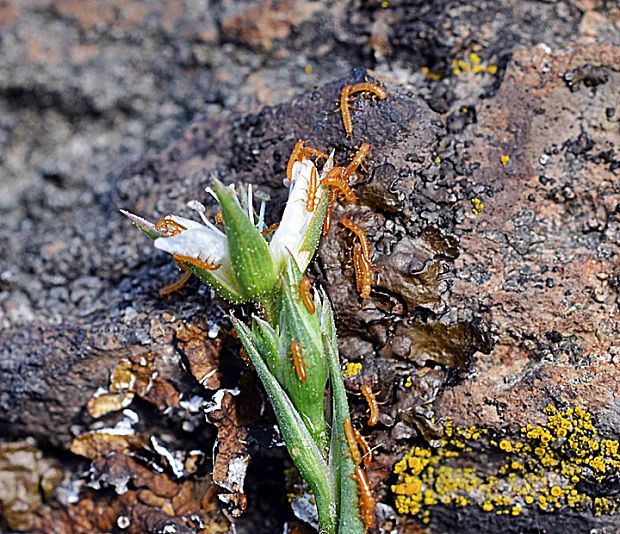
[{"left": 122, "top": 151, "right": 368, "bottom": 534}]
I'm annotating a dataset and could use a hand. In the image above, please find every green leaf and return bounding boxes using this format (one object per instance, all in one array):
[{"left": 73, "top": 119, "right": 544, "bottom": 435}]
[
  {"left": 322, "top": 297, "right": 366, "bottom": 534},
  {"left": 213, "top": 180, "right": 278, "bottom": 299},
  {"left": 278, "top": 257, "right": 329, "bottom": 451},
  {"left": 232, "top": 317, "right": 337, "bottom": 534}
]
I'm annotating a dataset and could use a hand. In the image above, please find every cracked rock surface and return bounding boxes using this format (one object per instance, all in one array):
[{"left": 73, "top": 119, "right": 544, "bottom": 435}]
[{"left": 0, "top": 1, "right": 619, "bottom": 533}]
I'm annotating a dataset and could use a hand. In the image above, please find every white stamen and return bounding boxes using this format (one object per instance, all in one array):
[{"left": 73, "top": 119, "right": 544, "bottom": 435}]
[
  {"left": 247, "top": 184, "right": 254, "bottom": 225},
  {"left": 185, "top": 201, "right": 223, "bottom": 234},
  {"left": 257, "top": 199, "right": 267, "bottom": 233},
  {"left": 187, "top": 200, "right": 211, "bottom": 225},
  {"left": 204, "top": 186, "right": 218, "bottom": 201}
]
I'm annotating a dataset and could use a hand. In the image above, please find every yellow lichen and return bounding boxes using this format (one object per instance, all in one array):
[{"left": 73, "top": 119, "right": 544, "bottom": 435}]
[
  {"left": 341, "top": 361, "right": 362, "bottom": 378},
  {"left": 391, "top": 405, "right": 620, "bottom": 522},
  {"left": 404, "top": 375, "right": 413, "bottom": 388},
  {"left": 501, "top": 154, "right": 510, "bottom": 166},
  {"left": 471, "top": 197, "right": 485, "bottom": 215},
  {"left": 450, "top": 54, "right": 498, "bottom": 76}
]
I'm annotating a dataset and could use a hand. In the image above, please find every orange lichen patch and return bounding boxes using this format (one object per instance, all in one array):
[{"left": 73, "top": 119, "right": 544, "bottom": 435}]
[
  {"left": 0, "top": 439, "right": 63, "bottom": 532},
  {"left": 392, "top": 405, "right": 620, "bottom": 524},
  {"left": 176, "top": 323, "right": 222, "bottom": 389},
  {"left": 471, "top": 197, "right": 485, "bottom": 215},
  {"left": 87, "top": 352, "right": 179, "bottom": 418},
  {"left": 86, "top": 391, "right": 135, "bottom": 418}
]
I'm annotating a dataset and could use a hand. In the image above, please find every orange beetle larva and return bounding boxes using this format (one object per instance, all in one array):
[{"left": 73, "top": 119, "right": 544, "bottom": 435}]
[
  {"left": 344, "top": 418, "right": 363, "bottom": 466},
  {"left": 346, "top": 142, "right": 372, "bottom": 176},
  {"left": 305, "top": 166, "right": 320, "bottom": 212},
  {"left": 322, "top": 188, "right": 338, "bottom": 236},
  {"left": 340, "top": 84, "right": 354, "bottom": 137},
  {"left": 303, "top": 144, "right": 329, "bottom": 162},
  {"left": 290, "top": 341, "right": 308, "bottom": 382},
  {"left": 321, "top": 167, "right": 357, "bottom": 204},
  {"left": 353, "top": 426, "right": 372, "bottom": 468},
  {"left": 172, "top": 253, "right": 221, "bottom": 272},
  {"left": 159, "top": 271, "right": 192, "bottom": 297},
  {"left": 155, "top": 217, "right": 187, "bottom": 237},
  {"left": 287, "top": 140, "right": 306, "bottom": 181},
  {"left": 261, "top": 221, "right": 280, "bottom": 238},
  {"left": 349, "top": 81, "right": 388, "bottom": 101},
  {"left": 360, "top": 384, "right": 379, "bottom": 426},
  {"left": 340, "top": 217, "right": 371, "bottom": 261},
  {"left": 298, "top": 276, "right": 316, "bottom": 314},
  {"left": 353, "top": 465, "right": 376, "bottom": 531},
  {"left": 352, "top": 243, "right": 372, "bottom": 299},
  {"left": 287, "top": 141, "right": 329, "bottom": 182},
  {"left": 340, "top": 81, "right": 388, "bottom": 137}
]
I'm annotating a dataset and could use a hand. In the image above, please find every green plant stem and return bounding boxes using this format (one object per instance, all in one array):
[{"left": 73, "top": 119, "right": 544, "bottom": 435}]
[
  {"left": 233, "top": 318, "right": 338, "bottom": 533},
  {"left": 322, "top": 303, "right": 366, "bottom": 534}
]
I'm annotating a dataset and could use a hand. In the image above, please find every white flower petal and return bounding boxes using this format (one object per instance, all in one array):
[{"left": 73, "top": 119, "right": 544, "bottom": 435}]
[
  {"left": 269, "top": 151, "right": 336, "bottom": 270},
  {"left": 155, "top": 227, "right": 227, "bottom": 264},
  {"left": 166, "top": 215, "right": 208, "bottom": 231}
]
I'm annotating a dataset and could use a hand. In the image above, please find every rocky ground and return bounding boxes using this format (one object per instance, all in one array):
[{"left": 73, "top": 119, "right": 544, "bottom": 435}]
[{"left": 0, "top": 1, "right": 619, "bottom": 533}]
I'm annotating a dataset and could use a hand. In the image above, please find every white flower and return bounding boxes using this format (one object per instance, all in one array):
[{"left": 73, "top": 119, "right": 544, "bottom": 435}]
[
  {"left": 122, "top": 150, "right": 334, "bottom": 302},
  {"left": 270, "top": 150, "right": 334, "bottom": 272}
]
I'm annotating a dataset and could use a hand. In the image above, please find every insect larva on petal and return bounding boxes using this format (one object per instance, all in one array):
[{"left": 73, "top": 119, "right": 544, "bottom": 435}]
[
  {"left": 155, "top": 217, "right": 187, "bottom": 237},
  {"left": 287, "top": 140, "right": 306, "bottom": 182},
  {"left": 305, "top": 166, "right": 320, "bottom": 212},
  {"left": 322, "top": 188, "right": 338, "bottom": 236},
  {"left": 172, "top": 253, "right": 221, "bottom": 272}
]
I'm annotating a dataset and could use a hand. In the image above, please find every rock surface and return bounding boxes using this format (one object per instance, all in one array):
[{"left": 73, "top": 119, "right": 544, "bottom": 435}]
[{"left": 0, "top": 1, "right": 619, "bottom": 533}]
